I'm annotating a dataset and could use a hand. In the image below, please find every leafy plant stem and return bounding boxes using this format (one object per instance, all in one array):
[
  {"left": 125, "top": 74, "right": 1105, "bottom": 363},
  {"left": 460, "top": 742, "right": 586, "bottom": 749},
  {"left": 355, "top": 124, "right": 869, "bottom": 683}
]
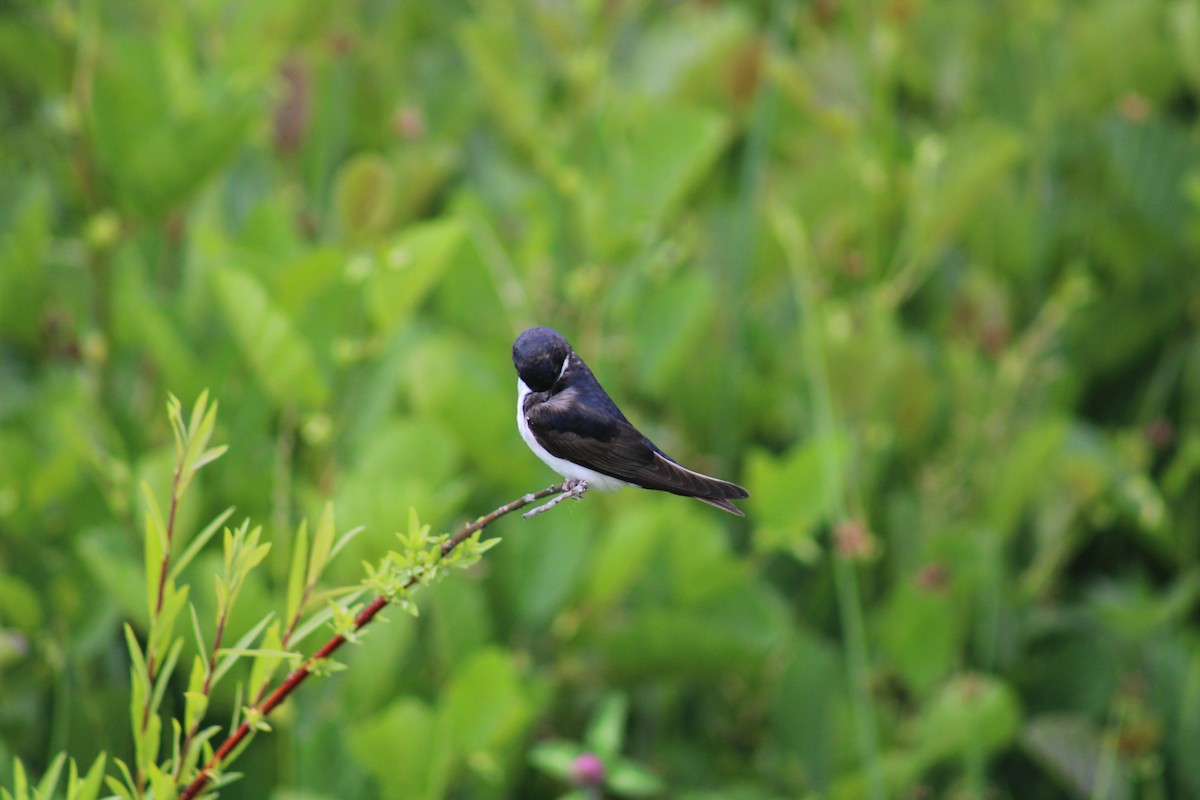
[
  {"left": 137, "top": 443, "right": 184, "bottom": 796},
  {"left": 171, "top": 598, "right": 230, "bottom": 784},
  {"left": 276, "top": 576, "right": 312, "bottom": 668},
  {"left": 153, "top": 464, "right": 183, "bottom": 625},
  {"left": 177, "top": 482, "right": 567, "bottom": 800},
  {"left": 774, "top": 207, "right": 885, "bottom": 800},
  {"left": 711, "top": 2, "right": 783, "bottom": 466}
]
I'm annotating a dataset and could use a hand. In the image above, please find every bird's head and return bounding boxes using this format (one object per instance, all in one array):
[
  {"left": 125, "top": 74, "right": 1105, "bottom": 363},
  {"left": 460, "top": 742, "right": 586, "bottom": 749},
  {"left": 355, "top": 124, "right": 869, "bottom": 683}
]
[{"left": 513, "top": 326, "right": 572, "bottom": 392}]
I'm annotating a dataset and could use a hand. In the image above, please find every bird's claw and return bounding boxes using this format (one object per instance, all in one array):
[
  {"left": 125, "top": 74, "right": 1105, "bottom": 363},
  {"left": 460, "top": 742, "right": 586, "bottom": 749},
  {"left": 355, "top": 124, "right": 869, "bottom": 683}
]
[{"left": 523, "top": 480, "right": 589, "bottom": 518}]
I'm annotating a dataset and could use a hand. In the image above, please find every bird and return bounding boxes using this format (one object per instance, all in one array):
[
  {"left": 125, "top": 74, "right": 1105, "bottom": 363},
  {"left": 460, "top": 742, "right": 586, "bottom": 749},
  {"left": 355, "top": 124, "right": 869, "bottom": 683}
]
[{"left": 512, "top": 326, "right": 748, "bottom": 516}]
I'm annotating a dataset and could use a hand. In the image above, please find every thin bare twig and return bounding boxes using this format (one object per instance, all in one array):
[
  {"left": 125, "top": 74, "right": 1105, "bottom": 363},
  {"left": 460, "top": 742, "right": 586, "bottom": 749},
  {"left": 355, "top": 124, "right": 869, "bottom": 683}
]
[
  {"left": 523, "top": 480, "right": 588, "bottom": 518},
  {"left": 178, "top": 482, "right": 568, "bottom": 800}
]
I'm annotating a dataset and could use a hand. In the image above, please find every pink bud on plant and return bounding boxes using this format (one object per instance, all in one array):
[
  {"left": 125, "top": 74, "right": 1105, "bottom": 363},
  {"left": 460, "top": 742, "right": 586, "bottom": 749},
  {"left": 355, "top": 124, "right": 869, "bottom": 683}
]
[{"left": 570, "top": 753, "right": 605, "bottom": 788}]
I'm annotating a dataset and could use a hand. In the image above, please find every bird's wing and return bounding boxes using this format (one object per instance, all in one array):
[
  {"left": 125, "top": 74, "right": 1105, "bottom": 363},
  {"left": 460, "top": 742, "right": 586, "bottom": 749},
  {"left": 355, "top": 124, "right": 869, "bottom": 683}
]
[{"left": 525, "top": 387, "right": 748, "bottom": 505}]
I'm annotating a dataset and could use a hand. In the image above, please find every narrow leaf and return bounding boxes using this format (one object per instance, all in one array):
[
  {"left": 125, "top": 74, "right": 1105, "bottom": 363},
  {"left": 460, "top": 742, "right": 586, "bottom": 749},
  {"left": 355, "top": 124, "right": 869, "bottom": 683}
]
[
  {"left": 124, "top": 625, "right": 148, "bottom": 693},
  {"left": 11, "top": 758, "right": 27, "bottom": 800},
  {"left": 184, "top": 654, "right": 209, "bottom": 732},
  {"left": 188, "top": 603, "right": 207, "bottom": 661},
  {"left": 217, "top": 647, "right": 298, "bottom": 659},
  {"left": 212, "top": 613, "right": 276, "bottom": 686},
  {"left": 150, "top": 637, "right": 184, "bottom": 716},
  {"left": 34, "top": 752, "right": 66, "bottom": 798},
  {"left": 145, "top": 762, "right": 173, "bottom": 800},
  {"left": 212, "top": 267, "right": 329, "bottom": 408},
  {"left": 68, "top": 753, "right": 107, "bottom": 800},
  {"left": 328, "top": 525, "right": 366, "bottom": 564},
  {"left": 586, "top": 694, "right": 628, "bottom": 760},
  {"left": 166, "top": 394, "right": 186, "bottom": 458},
  {"left": 192, "top": 444, "right": 228, "bottom": 471},
  {"left": 247, "top": 624, "right": 282, "bottom": 701},
  {"left": 307, "top": 502, "right": 336, "bottom": 590},
  {"left": 286, "top": 520, "right": 309, "bottom": 628},
  {"left": 289, "top": 588, "right": 367, "bottom": 647}
]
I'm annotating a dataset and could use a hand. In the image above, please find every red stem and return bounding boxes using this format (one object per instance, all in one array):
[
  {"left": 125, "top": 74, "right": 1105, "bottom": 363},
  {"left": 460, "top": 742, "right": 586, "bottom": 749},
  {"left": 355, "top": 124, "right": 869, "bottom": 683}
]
[
  {"left": 177, "top": 483, "right": 566, "bottom": 800},
  {"left": 172, "top": 605, "right": 230, "bottom": 782},
  {"left": 138, "top": 462, "right": 184, "bottom": 793}
]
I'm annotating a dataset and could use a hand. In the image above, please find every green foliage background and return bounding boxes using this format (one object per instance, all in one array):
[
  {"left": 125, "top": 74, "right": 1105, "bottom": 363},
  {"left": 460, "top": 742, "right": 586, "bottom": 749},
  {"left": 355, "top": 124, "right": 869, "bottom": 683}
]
[{"left": 2, "top": 0, "right": 1199, "bottom": 797}]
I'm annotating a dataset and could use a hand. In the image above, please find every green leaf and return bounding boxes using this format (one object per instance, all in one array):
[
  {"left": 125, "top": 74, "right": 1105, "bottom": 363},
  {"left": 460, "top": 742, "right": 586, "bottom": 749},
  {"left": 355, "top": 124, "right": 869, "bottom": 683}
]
[
  {"left": 141, "top": 488, "right": 169, "bottom": 615},
  {"left": 601, "top": 610, "right": 770, "bottom": 682},
  {"left": 108, "top": 758, "right": 137, "bottom": 800},
  {"left": 1103, "top": 118, "right": 1194, "bottom": 231},
  {"left": 212, "top": 267, "right": 329, "bottom": 408},
  {"left": 335, "top": 153, "right": 397, "bottom": 241},
  {"left": 184, "top": 654, "right": 209, "bottom": 734},
  {"left": 307, "top": 503, "right": 336, "bottom": 593},
  {"left": 628, "top": 271, "right": 717, "bottom": 397},
  {"left": 427, "top": 578, "right": 492, "bottom": 671},
  {"left": 363, "top": 218, "right": 466, "bottom": 332},
  {"left": 88, "top": 35, "right": 257, "bottom": 217},
  {"left": 573, "top": 510, "right": 657, "bottom": 609},
  {"left": 144, "top": 761, "right": 174, "bottom": 800},
  {"left": 491, "top": 510, "right": 593, "bottom": 632},
  {"left": 529, "top": 741, "right": 585, "bottom": 782},
  {"left": 987, "top": 417, "right": 1069, "bottom": 539},
  {"left": 747, "top": 440, "right": 834, "bottom": 563},
  {"left": 1021, "top": 715, "right": 1130, "bottom": 800},
  {"left": 179, "top": 725, "right": 221, "bottom": 782},
  {"left": 111, "top": 258, "right": 205, "bottom": 400},
  {"left": 456, "top": 17, "right": 545, "bottom": 153},
  {"left": 286, "top": 519, "right": 310, "bottom": 628},
  {"left": 171, "top": 506, "right": 236, "bottom": 582},
  {"left": 915, "top": 674, "right": 1021, "bottom": 762},
  {"left": 585, "top": 694, "right": 627, "bottom": 761},
  {"left": 0, "top": 575, "right": 42, "bottom": 632},
  {"left": 0, "top": 182, "right": 51, "bottom": 347},
  {"left": 149, "top": 637, "right": 185, "bottom": 718},
  {"left": 124, "top": 624, "right": 148, "bottom": 699},
  {"left": 770, "top": 635, "right": 841, "bottom": 794},
  {"left": 1173, "top": 1, "right": 1200, "bottom": 90},
  {"left": 33, "top": 752, "right": 65, "bottom": 798},
  {"left": 901, "top": 124, "right": 1026, "bottom": 287},
  {"left": 329, "top": 525, "right": 366, "bottom": 563},
  {"left": 67, "top": 754, "right": 107, "bottom": 800},
  {"left": 150, "top": 585, "right": 190, "bottom": 672},
  {"left": 10, "top": 757, "right": 27, "bottom": 800},
  {"left": 247, "top": 622, "right": 285, "bottom": 704},
  {"left": 625, "top": 4, "right": 753, "bottom": 101},
  {"left": 607, "top": 760, "right": 664, "bottom": 797},
  {"left": 288, "top": 588, "right": 367, "bottom": 648},
  {"left": 180, "top": 390, "right": 221, "bottom": 488},
  {"left": 579, "top": 102, "right": 728, "bottom": 256},
  {"left": 135, "top": 709, "right": 162, "bottom": 775},
  {"left": 349, "top": 698, "right": 445, "bottom": 800},
  {"left": 877, "top": 582, "right": 965, "bottom": 695},
  {"left": 213, "top": 614, "right": 277, "bottom": 687},
  {"left": 439, "top": 648, "right": 532, "bottom": 758}
]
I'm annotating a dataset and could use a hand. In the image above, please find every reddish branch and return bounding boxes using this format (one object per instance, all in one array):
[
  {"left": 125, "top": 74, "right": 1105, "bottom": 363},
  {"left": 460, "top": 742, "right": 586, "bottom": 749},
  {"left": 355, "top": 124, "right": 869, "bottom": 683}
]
[
  {"left": 139, "top": 463, "right": 185, "bottom": 793},
  {"left": 178, "top": 482, "right": 568, "bottom": 800},
  {"left": 172, "top": 595, "right": 233, "bottom": 783},
  {"left": 154, "top": 464, "right": 184, "bottom": 618}
]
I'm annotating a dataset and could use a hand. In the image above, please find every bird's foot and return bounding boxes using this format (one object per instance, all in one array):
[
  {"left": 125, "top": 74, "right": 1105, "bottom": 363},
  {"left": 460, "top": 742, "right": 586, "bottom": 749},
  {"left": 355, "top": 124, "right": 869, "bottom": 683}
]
[{"left": 523, "top": 480, "right": 589, "bottom": 519}]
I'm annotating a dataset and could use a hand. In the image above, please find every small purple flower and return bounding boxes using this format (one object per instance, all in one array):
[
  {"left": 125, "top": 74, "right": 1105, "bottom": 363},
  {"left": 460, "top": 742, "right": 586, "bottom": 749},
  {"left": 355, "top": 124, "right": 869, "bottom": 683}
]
[{"left": 570, "top": 753, "right": 605, "bottom": 788}]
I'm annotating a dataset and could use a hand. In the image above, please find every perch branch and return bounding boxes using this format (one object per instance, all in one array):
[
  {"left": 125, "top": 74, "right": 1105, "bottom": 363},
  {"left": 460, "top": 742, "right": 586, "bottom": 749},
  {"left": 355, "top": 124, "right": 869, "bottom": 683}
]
[{"left": 178, "top": 482, "right": 568, "bottom": 800}]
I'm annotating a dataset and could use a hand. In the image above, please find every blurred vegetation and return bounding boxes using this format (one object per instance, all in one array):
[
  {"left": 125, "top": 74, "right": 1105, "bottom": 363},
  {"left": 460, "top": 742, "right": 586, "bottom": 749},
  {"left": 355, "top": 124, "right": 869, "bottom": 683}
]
[{"left": 2, "top": 0, "right": 1199, "bottom": 798}]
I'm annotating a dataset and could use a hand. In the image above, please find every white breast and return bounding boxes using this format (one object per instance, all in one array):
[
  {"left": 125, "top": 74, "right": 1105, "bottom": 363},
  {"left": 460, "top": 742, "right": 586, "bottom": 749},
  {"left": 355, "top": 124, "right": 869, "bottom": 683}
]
[{"left": 517, "top": 379, "right": 630, "bottom": 492}]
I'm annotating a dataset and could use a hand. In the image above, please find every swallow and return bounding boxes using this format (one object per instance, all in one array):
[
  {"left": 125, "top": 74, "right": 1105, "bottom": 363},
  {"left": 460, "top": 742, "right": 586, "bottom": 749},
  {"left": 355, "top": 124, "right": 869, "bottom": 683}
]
[{"left": 513, "top": 326, "right": 748, "bottom": 515}]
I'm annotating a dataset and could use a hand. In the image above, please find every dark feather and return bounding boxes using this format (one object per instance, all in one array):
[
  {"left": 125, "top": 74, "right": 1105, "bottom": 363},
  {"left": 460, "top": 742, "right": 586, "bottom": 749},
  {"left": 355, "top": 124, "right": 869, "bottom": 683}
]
[{"left": 523, "top": 354, "right": 749, "bottom": 515}]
